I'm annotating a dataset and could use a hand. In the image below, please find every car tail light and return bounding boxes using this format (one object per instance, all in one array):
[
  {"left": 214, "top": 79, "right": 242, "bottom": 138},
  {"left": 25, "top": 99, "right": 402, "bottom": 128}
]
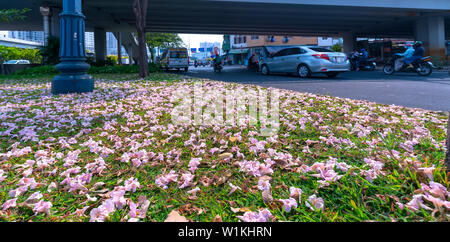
[
  {"left": 312, "top": 54, "right": 330, "bottom": 60},
  {"left": 188, "top": 56, "right": 190, "bottom": 64}
]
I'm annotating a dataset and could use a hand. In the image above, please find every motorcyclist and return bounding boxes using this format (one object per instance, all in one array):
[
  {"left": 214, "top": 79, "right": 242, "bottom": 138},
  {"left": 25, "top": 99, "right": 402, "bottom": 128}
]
[
  {"left": 356, "top": 48, "right": 368, "bottom": 71},
  {"left": 248, "top": 53, "right": 258, "bottom": 70},
  {"left": 394, "top": 43, "right": 414, "bottom": 70},
  {"left": 213, "top": 54, "right": 222, "bottom": 70},
  {"left": 404, "top": 41, "right": 425, "bottom": 69},
  {"left": 349, "top": 49, "right": 359, "bottom": 70}
]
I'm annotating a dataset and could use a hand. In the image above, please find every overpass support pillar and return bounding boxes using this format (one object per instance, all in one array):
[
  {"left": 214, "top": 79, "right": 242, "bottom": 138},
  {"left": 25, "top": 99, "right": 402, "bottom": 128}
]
[
  {"left": 52, "top": 0, "right": 93, "bottom": 94},
  {"left": 50, "top": 8, "right": 60, "bottom": 39},
  {"left": 415, "top": 16, "right": 446, "bottom": 60},
  {"left": 94, "top": 28, "right": 107, "bottom": 63},
  {"left": 342, "top": 32, "right": 356, "bottom": 54},
  {"left": 39, "top": 7, "right": 51, "bottom": 45}
]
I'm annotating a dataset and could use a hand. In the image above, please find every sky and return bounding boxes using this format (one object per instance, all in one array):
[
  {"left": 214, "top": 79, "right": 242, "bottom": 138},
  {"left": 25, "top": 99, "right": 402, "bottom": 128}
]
[{"left": 179, "top": 34, "right": 223, "bottom": 49}]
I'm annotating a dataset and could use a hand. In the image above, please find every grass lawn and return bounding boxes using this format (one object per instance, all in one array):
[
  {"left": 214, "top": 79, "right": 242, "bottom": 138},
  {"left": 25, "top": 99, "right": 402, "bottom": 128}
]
[{"left": 0, "top": 73, "right": 448, "bottom": 222}]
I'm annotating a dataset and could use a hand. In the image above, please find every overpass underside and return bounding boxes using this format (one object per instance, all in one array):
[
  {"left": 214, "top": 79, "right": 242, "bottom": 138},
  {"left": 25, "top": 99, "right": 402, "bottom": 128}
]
[
  {"left": 1, "top": 1, "right": 450, "bottom": 37},
  {"left": 0, "top": 0, "right": 449, "bottom": 57}
]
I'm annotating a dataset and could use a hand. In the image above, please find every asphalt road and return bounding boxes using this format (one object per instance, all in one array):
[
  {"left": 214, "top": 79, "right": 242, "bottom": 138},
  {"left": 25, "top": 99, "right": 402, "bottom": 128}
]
[{"left": 181, "top": 65, "right": 450, "bottom": 112}]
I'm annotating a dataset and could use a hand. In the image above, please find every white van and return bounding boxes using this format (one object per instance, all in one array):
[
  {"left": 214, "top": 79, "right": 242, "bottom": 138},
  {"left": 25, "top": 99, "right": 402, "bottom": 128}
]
[{"left": 160, "top": 48, "right": 189, "bottom": 72}]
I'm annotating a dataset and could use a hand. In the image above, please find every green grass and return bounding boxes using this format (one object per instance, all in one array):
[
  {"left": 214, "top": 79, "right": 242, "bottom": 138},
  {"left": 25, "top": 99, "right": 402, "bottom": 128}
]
[{"left": 0, "top": 73, "right": 448, "bottom": 222}]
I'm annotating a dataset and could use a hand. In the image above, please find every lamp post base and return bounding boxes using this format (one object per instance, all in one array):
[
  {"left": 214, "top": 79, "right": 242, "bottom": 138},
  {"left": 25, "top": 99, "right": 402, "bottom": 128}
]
[
  {"left": 52, "top": 60, "right": 94, "bottom": 94},
  {"left": 52, "top": 75, "right": 94, "bottom": 95}
]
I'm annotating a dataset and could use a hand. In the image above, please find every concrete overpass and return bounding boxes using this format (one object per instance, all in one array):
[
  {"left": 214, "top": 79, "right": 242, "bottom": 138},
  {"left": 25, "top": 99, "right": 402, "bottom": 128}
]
[
  {"left": 0, "top": 0, "right": 448, "bottom": 93},
  {"left": 1, "top": 0, "right": 449, "bottom": 55}
]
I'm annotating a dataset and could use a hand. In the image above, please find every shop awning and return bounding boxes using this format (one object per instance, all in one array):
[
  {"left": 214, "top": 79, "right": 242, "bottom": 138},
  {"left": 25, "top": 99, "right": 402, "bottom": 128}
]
[{"left": 229, "top": 48, "right": 249, "bottom": 54}]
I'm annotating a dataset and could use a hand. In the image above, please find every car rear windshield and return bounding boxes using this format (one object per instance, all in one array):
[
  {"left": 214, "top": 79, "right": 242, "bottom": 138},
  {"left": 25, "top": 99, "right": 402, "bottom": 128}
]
[
  {"left": 309, "top": 47, "right": 334, "bottom": 52},
  {"left": 169, "top": 50, "right": 187, "bottom": 58}
]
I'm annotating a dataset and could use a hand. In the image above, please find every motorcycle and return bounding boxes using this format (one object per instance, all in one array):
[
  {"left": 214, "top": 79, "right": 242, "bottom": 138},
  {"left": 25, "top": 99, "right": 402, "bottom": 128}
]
[
  {"left": 383, "top": 54, "right": 435, "bottom": 76},
  {"left": 213, "top": 62, "right": 223, "bottom": 73},
  {"left": 350, "top": 56, "right": 377, "bottom": 71},
  {"left": 247, "top": 61, "right": 259, "bottom": 71}
]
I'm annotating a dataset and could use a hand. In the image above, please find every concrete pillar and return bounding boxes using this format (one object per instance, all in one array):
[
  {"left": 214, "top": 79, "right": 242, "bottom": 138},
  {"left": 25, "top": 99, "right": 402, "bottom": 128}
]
[
  {"left": 52, "top": 0, "right": 93, "bottom": 94},
  {"left": 50, "top": 8, "right": 60, "bottom": 38},
  {"left": 342, "top": 32, "right": 356, "bottom": 55},
  {"left": 94, "top": 28, "right": 107, "bottom": 63},
  {"left": 128, "top": 45, "right": 134, "bottom": 64},
  {"left": 415, "top": 16, "right": 446, "bottom": 60},
  {"left": 40, "top": 7, "right": 51, "bottom": 45}
]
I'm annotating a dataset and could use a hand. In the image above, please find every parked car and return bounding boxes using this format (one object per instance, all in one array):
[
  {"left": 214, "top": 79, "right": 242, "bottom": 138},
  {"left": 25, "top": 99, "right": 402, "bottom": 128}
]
[
  {"left": 160, "top": 48, "right": 189, "bottom": 72},
  {"left": 3, "top": 60, "right": 31, "bottom": 64},
  {"left": 260, "top": 46, "right": 350, "bottom": 78}
]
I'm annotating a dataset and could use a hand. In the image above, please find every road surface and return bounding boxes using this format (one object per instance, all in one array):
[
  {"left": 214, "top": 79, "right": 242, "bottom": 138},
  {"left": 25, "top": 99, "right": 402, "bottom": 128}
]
[{"left": 181, "top": 66, "right": 450, "bottom": 112}]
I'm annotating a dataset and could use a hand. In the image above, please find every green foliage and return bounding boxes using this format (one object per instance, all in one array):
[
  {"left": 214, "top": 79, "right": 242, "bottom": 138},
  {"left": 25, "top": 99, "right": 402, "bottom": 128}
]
[
  {"left": 0, "top": 45, "right": 42, "bottom": 64},
  {"left": 5, "top": 63, "right": 162, "bottom": 77},
  {"left": 88, "top": 63, "right": 162, "bottom": 74},
  {"left": 145, "top": 32, "right": 184, "bottom": 57},
  {"left": 331, "top": 43, "right": 343, "bottom": 52},
  {"left": 0, "top": 8, "right": 30, "bottom": 22},
  {"left": 39, "top": 36, "right": 60, "bottom": 65},
  {"left": 106, "top": 55, "right": 118, "bottom": 66},
  {"left": 11, "top": 65, "right": 58, "bottom": 77}
]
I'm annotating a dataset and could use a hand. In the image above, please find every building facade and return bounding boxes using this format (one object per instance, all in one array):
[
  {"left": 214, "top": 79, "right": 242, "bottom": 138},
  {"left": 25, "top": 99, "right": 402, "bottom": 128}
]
[
  {"left": 8, "top": 31, "right": 45, "bottom": 44},
  {"left": 228, "top": 34, "right": 336, "bottom": 65}
]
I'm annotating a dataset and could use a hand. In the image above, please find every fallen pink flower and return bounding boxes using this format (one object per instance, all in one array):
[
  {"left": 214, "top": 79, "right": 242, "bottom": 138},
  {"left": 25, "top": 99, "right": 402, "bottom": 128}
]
[
  {"left": 306, "top": 194, "right": 325, "bottom": 211},
  {"left": 2, "top": 198, "right": 17, "bottom": 211},
  {"left": 279, "top": 198, "right": 298, "bottom": 212}
]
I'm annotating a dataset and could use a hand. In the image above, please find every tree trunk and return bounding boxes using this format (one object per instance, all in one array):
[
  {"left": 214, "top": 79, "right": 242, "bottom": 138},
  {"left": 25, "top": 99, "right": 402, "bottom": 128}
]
[
  {"left": 445, "top": 112, "right": 450, "bottom": 174},
  {"left": 133, "top": 0, "right": 149, "bottom": 78},
  {"left": 117, "top": 32, "right": 122, "bottom": 65}
]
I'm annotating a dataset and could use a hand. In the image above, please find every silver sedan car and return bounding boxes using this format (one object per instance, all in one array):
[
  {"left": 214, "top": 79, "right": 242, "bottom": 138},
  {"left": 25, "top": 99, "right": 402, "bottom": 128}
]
[{"left": 260, "top": 46, "right": 350, "bottom": 78}]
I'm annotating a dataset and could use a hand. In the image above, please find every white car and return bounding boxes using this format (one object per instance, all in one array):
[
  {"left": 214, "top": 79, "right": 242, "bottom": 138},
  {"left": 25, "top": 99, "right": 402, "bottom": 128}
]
[
  {"left": 260, "top": 46, "right": 350, "bottom": 78},
  {"left": 3, "top": 60, "right": 31, "bottom": 64}
]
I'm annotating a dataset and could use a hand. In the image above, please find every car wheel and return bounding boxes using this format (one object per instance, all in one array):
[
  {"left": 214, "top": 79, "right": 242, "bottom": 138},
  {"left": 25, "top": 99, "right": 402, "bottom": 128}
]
[
  {"left": 298, "top": 64, "right": 311, "bottom": 78},
  {"left": 326, "top": 72, "right": 339, "bottom": 78},
  {"left": 261, "top": 65, "right": 270, "bottom": 75}
]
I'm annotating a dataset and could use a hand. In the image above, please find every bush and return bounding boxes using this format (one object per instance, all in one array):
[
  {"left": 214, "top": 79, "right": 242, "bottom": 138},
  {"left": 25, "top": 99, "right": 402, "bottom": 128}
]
[
  {"left": 39, "top": 36, "right": 60, "bottom": 65},
  {"left": 11, "top": 65, "right": 58, "bottom": 77},
  {"left": 0, "top": 45, "right": 42, "bottom": 64},
  {"left": 106, "top": 55, "right": 118, "bottom": 66},
  {"left": 5, "top": 63, "right": 162, "bottom": 76}
]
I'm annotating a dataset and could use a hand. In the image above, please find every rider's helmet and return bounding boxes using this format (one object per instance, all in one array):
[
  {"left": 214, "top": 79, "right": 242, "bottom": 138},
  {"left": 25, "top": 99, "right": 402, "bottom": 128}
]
[
  {"left": 405, "top": 43, "right": 413, "bottom": 48},
  {"left": 414, "top": 41, "right": 423, "bottom": 47}
]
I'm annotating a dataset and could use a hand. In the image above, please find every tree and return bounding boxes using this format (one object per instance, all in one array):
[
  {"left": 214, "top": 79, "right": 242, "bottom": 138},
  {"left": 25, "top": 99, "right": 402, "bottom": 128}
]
[
  {"left": 133, "top": 0, "right": 149, "bottom": 78},
  {"left": 145, "top": 33, "right": 184, "bottom": 58},
  {"left": 331, "top": 43, "right": 343, "bottom": 52},
  {"left": 39, "top": 36, "right": 60, "bottom": 65},
  {"left": 0, "top": 8, "right": 30, "bottom": 22}
]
